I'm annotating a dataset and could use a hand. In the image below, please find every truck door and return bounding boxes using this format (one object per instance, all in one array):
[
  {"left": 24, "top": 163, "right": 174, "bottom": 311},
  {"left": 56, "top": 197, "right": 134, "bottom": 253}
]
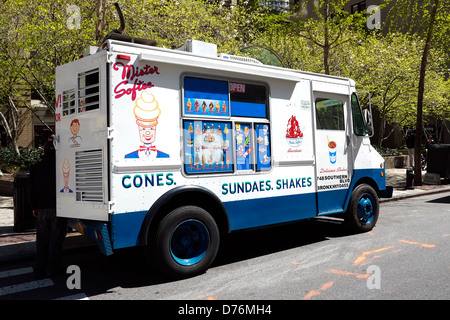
[
  {"left": 55, "top": 51, "right": 110, "bottom": 221},
  {"left": 313, "top": 91, "right": 353, "bottom": 215}
]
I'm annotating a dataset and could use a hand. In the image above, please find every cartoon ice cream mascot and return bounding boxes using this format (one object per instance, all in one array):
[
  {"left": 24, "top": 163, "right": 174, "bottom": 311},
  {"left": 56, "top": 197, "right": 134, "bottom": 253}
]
[
  {"left": 125, "top": 91, "right": 169, "bottom": 159},
  {"left": 60, "top": 158, "right": 73, "bottom": 193}
]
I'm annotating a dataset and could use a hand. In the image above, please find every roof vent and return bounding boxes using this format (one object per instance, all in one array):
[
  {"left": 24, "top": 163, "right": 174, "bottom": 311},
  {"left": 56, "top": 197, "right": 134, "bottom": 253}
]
[
  {"left": 176, "top": 39, "right": 217, "bottom": 57},
  {"left": 218, "top": 53, "right": 263, "bottom": 65}
]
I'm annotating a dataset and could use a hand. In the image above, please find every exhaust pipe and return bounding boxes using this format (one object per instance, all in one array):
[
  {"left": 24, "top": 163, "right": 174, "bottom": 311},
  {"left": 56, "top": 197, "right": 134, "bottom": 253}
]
[{"left": 102, "top": 3, "right": 157, "bottom": 46}]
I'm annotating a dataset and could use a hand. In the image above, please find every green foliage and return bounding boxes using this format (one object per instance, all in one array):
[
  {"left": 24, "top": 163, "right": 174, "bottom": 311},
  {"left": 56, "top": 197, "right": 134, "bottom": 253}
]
[
  {"left": 373, "top": 146, "right": 402, "bottom": 157},
  {"left": 0, "top": 0, "right": 449, "bottom": 152},
  {"left": 0, "top": 147, "right": 44, "bottom": 173}
]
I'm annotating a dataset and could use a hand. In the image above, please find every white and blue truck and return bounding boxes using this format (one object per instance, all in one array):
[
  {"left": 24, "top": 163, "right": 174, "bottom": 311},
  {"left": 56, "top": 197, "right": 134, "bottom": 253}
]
[{"left": 55, "top": 36, "right": 392, "bottom": 278}]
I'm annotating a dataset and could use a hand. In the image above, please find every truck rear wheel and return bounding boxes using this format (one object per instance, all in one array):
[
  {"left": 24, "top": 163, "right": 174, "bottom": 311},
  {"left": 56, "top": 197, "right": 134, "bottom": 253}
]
[
  {"left": 151, "top": 206, "right": 220, "bottom": 278},
  {"left": 345, "top": 184, "right": 379, "bottom": 233}
]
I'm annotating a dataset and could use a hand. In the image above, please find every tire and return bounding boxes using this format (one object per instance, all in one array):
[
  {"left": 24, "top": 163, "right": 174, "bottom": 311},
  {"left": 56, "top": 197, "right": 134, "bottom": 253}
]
[
  {"left": 151, "top": 206, "right": 220, "bottom": 278},
  {"left": 345, "top": 184, "right": 379, "bottom": 233}
]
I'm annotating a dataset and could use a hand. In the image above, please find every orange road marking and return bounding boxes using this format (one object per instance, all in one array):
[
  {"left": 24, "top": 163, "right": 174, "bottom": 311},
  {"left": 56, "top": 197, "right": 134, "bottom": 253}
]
[
  {"left": 399, "top": 239, "right": 435, "bottom": 248},
  {"left": 328, "top": 269, "right": 370, "bottom": 279},
  {"left": 353, "top": 246, "right": 394, "bottom": 265},
  {"left": 302, "top": 281, "right": 334, "bottom": 300}
]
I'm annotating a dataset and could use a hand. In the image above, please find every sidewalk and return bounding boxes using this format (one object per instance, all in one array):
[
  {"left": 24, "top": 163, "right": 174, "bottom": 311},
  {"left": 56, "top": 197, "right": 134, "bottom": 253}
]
[
  {"left": 0, "top": 196, "right": 95, "bottom": 263},
  {"left": 1, "top": 168, "right": 449, "bottom": 263}
]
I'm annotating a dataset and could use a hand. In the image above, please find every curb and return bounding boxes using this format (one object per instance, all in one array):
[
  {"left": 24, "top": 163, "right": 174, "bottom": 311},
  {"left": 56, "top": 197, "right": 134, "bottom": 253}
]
[
  {"left": 380, "top": 186, "right": 450, "bottom": 203},
  {"left": 0, "top": 232, "right": 96, "bottom": 264}
]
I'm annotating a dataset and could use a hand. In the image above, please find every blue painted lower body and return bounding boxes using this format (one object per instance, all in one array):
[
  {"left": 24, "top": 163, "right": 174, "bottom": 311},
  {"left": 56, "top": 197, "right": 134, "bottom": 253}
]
[
  {"left": 224, "top": 192, "right": 317, "bottom": 231},
  {"left": 68, "top": 219, "right": 113, "bottom": 255},
  {"left": 111, "top": 211, "right": 147, "bottom": 249},
  {"left": 82, "top": 167, "right": 389, "bottom": 253}
]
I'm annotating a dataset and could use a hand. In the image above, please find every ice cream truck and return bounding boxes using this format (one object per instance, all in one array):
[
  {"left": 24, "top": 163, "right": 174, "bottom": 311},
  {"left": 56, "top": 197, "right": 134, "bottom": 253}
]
[{"left": 55, "top": 38, "right": 392, "bottom": 278}]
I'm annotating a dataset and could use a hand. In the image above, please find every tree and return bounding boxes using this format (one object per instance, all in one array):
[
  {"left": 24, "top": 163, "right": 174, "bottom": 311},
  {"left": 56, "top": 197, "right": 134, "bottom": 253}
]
[
  {"left": 289, "top": 0, "right": 367, "bottom": 75},
  {"left": 343, "top": 33, "right": 424, "bottom": 146},
  {"left": 0, "top": 0, "right": 97, "bottom": 152},
  {"left": 115, "top": 0, "right": 248, "bottom": 53},
  {"left": 387, "top": 0, "right": 450, "bottom": 185}
]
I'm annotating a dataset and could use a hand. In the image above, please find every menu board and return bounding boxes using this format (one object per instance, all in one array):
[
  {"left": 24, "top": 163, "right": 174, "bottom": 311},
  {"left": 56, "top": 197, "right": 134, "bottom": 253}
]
[
  {"left": 184, "top": 120, "right": 233, "bottom": 174},
  {"left": 183, "top": 77, "right": 230, "bottom": 117}
]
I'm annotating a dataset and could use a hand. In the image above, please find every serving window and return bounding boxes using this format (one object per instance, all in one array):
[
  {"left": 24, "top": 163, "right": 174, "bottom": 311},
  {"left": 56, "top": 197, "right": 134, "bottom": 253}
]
[
  {"left": 230, "top": 82, "right": 267, "bottom": 118},
  {"left": 182, "top": 76, "right": 271, "bottom": 175}
]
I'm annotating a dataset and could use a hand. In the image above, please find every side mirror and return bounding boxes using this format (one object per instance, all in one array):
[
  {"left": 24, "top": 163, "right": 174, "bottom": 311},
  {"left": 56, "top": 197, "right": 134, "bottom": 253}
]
[{"left": 363, "top": 109, "right": 374, "bottom": 136}]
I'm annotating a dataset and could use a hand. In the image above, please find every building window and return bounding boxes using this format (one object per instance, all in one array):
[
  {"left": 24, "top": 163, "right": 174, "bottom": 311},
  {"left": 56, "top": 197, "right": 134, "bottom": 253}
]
[{"left": 351, "top": 1, "right": 366, "bottom": 14}]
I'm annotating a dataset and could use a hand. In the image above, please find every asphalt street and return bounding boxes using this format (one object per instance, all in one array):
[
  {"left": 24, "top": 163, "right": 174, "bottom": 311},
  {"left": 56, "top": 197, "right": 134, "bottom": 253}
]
[
  {"left": 0, "top": 191, "right": 449, "bottom": 301},
  {"left": 0, "top": 168, "right": 449, "bottom": 302}
]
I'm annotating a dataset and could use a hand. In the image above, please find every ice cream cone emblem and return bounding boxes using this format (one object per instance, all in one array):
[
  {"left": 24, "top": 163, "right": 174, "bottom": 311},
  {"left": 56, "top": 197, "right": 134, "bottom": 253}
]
[{"left": 60, "top": 158, "right": 73, "bottom": 193}]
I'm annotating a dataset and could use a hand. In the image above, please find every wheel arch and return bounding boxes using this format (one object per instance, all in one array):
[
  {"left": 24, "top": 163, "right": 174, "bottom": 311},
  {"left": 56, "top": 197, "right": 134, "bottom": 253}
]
[{"left": 139, "top": 185, "right": 230, "bottom": 246}]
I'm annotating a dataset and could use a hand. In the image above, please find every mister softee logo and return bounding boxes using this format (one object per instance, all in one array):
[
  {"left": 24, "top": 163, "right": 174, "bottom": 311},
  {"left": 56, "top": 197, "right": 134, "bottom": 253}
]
[{"left": 113, "top": 62, "right": 160, "bottom": 100}]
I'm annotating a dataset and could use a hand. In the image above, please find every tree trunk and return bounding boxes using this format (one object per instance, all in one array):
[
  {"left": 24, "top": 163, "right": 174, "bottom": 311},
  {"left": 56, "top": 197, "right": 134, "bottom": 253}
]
[
  {"left": 414, "top": 0, "right": 439, "bottom": 186},
  {"left": 95, "top": 0, "right": 108, "bottom": 44},
  {"left": 323, "top": 0, "right": 330, "bottom": 75}
]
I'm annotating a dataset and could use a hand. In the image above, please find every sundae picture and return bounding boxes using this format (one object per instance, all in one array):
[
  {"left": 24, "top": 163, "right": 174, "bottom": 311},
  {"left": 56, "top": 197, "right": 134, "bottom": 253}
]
[{"left": 286, "top": 115, "right": 303, "bottom": 147}]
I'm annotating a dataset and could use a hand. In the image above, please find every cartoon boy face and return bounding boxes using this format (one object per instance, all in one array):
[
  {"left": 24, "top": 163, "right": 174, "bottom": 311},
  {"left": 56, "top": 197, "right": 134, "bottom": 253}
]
[{"left": 70, "top": 119, "right": 80, "bottom": 137}]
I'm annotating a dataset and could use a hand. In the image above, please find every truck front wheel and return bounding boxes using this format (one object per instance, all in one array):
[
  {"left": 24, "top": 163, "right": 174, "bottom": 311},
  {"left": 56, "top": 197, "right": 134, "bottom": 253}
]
[
  {"left": 151, "top": 206, "right": 220, "bottom": 278},
  {"left": 345, "top": 184, "right": 379, "bottom": 233}
]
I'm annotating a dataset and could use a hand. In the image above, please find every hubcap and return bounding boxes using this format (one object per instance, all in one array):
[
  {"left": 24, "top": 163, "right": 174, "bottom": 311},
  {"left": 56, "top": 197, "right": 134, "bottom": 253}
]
[
  {"left": 357, "top": 194, "right": 375, "bottom": 225},
  {"left": 170, "top": 219, "right": 210, "bottom": 266}
]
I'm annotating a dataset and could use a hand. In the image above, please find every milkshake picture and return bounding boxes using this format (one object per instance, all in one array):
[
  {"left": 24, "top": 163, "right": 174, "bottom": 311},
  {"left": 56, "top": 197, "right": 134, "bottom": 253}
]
[{"left": 328, "top": 139, "right": 337, "bottom": 164}]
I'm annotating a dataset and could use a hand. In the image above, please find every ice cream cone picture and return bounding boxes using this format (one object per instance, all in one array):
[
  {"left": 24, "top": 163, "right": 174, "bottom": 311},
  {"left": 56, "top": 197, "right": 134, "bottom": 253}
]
[
  {"left": 221, "top": 101, "right": 227, "bottom": 113},
  {"left": 60, "top": 158, "right": 73, "bottom": 193},
  {"left": 187, "top": 99, "right": 192, "bottom": 112},
  {"left": 125, "top": 91, "right": 169, "bottom": 159}
]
